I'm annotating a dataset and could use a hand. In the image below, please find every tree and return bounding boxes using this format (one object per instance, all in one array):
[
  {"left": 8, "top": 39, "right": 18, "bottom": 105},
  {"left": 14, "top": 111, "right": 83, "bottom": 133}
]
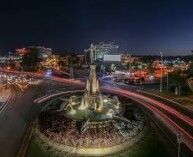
[
  {"left": 58, "top": 57, "right": 66, "bottom": 67},
  {"left": 21, "top": 48, "right": 42, "bottom": 71},
  {"left": 146, "top": 62, "right": 154, "bottom": 74},
  {"left": 168, "top": 70, "right": 191, "bottom": 95},
  {"left": 69, "top": 54, "right": 78, "bottom": 67},
  {"left": 110, "top": 64, "right": 116, "bottom": 73}
]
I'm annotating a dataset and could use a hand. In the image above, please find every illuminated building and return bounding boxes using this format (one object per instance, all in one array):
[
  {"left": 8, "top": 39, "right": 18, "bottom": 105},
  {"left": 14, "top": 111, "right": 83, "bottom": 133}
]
[
  {"left": 16, "top": 46, "right": 52, "bottom": 60},
  {"left": 28, "top": 46, "right": 52, "bottom": 59},
  {"left": 86, "top": 42, "right": 119, "bottom": 63}
]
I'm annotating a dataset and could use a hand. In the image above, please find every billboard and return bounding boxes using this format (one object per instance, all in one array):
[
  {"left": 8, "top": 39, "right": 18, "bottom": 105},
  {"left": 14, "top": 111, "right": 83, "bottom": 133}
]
[{"left": 103, "top": 55, "right": 121, "bottom": 62}]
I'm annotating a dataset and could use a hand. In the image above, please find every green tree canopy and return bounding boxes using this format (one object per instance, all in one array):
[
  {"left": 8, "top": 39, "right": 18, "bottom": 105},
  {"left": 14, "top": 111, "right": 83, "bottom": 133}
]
[
  {"left": 168, "top": 70, "right": 191, "bottom": 95},
  {"left": 69, "top": 54, "right": 79, "bottom": 66},
  {"left": 21, "top": 48, "right": 42, "bottom": 71}
]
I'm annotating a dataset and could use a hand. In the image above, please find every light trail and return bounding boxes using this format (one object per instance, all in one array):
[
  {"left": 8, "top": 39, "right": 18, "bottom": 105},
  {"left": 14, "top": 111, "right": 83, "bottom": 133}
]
[
  {"left": 1, "top": 70, "right": 193, "bottom": 151},
  {"left": 101, "top": 86, "right": 193, "bottom": 151},
  {"left": 134, "top": 98, "right": 193, "bottom": 150},
  {"left": 103, "top": 87, "right": 193, "bottom": 127}
]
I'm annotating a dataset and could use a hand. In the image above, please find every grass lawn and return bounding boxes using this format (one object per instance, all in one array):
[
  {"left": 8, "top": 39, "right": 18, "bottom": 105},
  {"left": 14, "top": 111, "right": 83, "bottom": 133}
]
[
  {"left": 174, "top": 99, "right": 193, "bottom": 110},
  {"left": 111, "top": 128, "right": 175, "bottom": 157},
  {"left": 143, "top": 89, "right": 193, "bottom": 110},
  {"left": 27, "top": 138, "right": 49, "bottom": 157}
]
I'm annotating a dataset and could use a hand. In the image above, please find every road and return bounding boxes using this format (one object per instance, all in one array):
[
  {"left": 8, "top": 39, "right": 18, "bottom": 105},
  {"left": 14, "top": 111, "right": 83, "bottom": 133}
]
[
  {"left": 102, "top": 82, "right": 193, "bottom": 156},
  {"left": 0, "top": 70, "right": 192, "bottom": 156},
  {"left": 0, "top": 83, "right": 41, "bottom": 157},
  {"left": 33, "top": 76, "right": 193, "bottom": 155},
  {"left": 0, "top": 78, "right": 82, "bottom": 157}
]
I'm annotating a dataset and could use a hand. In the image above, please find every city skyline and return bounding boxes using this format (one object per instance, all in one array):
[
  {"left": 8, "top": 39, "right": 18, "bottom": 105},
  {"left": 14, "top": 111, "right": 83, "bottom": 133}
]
[{"left": 0, "top": 0, "right": 193, "bottom": 55}]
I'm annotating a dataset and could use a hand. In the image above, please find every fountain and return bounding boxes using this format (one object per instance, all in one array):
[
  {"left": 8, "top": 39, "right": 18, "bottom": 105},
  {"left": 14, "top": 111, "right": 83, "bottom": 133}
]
[
  {"left": 61, "top": 64, "right": 122, "bottom": 122},
  {"left": 34, "top": 64, "right": 146, "bottom": 156}
]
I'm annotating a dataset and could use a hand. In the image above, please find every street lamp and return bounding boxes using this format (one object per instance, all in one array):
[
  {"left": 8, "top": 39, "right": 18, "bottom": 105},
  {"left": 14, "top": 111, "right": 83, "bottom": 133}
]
[
  {"left": 84, "top": 49, "right": 88, "bottom": 74},
  {"left": 4, "top": 57, "right": 8, "bottom": 89},
  {"left": 21, "top": 66, "right": 23, "bottom": 89},
  {"left": 166, "top": 72, "right": 169, "bottom": 91},
  {"left": 160, "top": 52, "right": 163, "bottom": 92},
  {"left": 70, "top": 63, "right": 74, "bottom": 79},
  {"left": 5, "top": 72, "right": 8, "bottom": 89}
]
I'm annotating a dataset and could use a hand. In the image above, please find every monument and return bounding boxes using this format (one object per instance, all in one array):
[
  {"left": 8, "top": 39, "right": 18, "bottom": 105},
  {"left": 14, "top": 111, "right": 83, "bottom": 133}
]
[{"left": 34, "top": 64, "right": 146, "bottom": 156}]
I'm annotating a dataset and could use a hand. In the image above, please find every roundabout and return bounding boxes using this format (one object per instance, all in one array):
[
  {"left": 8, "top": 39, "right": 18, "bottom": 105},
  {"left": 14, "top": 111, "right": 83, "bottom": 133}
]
[{"left": 34, "top": 65, "right": 147, "bottom": 156}]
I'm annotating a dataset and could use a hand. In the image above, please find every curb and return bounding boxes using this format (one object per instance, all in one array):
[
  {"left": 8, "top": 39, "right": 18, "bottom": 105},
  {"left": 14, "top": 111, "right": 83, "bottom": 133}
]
[
  {"left": 17, "top": 122, "right": 33, "bottom": 157},
  {"left": 34, "top": 90, "right": 84, "bottom": 104},
  {"left": 0, "top": 88, "right": 11, "bottom": 113},
  {"left": 138, "top": 90, "right": 193, "bottom": 112}
]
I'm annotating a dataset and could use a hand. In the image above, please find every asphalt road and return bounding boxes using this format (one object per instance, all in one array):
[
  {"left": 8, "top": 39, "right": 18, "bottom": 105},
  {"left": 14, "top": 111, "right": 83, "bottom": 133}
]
[
  {"left": 0, "top": 83, "right": 39, "bottom": 157},
  {"left": 0, "top": 74, "right": 192, "bottom": 156},
  {"left": 101, "top": 80, "right": 193, "bottom": 154},
  {"left": 0, "top": 79, "right": 82, "bottom": 157}
]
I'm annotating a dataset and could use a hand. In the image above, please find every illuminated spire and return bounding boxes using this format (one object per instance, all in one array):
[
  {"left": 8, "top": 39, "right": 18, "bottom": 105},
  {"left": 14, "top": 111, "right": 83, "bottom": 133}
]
[
  {"left": 89, "top": 65, "right": 97, "bottom": 95},
  {"left": 86, "top": 79, "right": 90, "bottom": 94},
  {"left": 96, "top": 79, "right": 99, "bottom": 93},
  {"left": 83, "top": 64, "right": 101, "bottom": 110}
]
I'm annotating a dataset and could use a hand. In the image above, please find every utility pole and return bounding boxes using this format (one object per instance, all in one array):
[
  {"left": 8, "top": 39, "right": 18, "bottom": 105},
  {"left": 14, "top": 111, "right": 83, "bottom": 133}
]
[
  {"left": 6, "top": 72, "right": 8, "bottom": 89},
  {"left": 21, "top": 66, "right": 23, "bottom": 89},
  {"left": 160, "top": 52, "right": 163, "bottom": 92},
  {"left": 167, "top": 72, "right": 169, "bottom": 91},
  {"left": 4, "top": 55, "right": 8, "bottom": 89},
  {"left": 84, "top": 49, "right": 88, "bottom": 74},
  {"left": 70, "top": 62, "right": 74, "bottom": 79}
]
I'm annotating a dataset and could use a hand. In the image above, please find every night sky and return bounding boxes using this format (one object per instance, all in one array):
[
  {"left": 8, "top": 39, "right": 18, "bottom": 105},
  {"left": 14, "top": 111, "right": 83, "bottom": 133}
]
[{"left": 0, "top": 0, "right": 193, "bottom": 55}]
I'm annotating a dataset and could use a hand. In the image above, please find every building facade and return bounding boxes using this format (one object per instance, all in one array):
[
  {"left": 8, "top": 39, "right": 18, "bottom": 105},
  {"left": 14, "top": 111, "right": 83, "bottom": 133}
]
[
  {"left": 28, "top": 46, "right": 52, "bottom": 59},
  {"left": 86, "top": 42, "right": 120, "bottom": 71},
  {"left": 86, "top": 42, "right": 119, "bottom": 63},
  {"left": 16, "top": 46, "right": 52, "bottom": 60}
]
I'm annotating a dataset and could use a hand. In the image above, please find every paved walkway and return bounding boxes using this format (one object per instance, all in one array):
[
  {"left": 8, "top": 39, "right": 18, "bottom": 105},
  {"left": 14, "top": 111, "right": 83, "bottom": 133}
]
[{"left": 0, "top": 86, "right": 11, "bottom": 110}]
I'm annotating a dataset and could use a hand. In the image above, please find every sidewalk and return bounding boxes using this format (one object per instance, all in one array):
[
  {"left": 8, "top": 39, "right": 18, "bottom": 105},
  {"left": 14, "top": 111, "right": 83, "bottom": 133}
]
[{"left": 0, "top": 86, "right": 11, "bottom": 111}]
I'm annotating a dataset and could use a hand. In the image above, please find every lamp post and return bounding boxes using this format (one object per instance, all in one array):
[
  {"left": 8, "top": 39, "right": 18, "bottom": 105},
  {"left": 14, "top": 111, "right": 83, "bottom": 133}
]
[
  {"left": 160, "top": 52, "right": 163, "bottom": 92},
  {"left": 70, "top": 62, "right": 74, "bottom": 79},
  {"left": 167, "top": 72, "right": 169, "bottom": 91},
  {"left": 128, "top": 54, "right": 131, "bottom": 73},
  {"left": 3, "top": 56, "right": 8, "bottom": 89},
  {"left": 21, "top": 66, "right": 23, "bottom": 89},
  {"left": 5, "top": 72, "right": 8, "bottom": 89}
]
